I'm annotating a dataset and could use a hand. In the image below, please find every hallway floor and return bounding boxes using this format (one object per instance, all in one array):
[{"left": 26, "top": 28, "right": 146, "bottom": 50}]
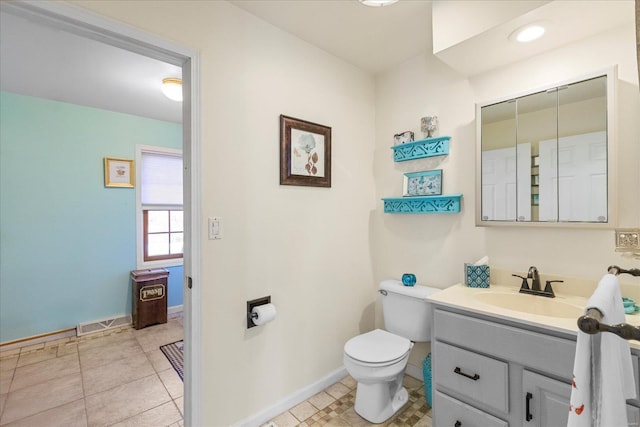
[
  {"left": 1, "top": 320, "right": 432, "bottom": 426},
  {"left": 0, "top": 318, "right": 184, "bottom": 426}
]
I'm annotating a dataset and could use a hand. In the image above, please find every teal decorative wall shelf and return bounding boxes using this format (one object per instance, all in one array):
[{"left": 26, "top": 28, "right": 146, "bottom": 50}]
[
  {"left": 391, "top": 136, "right": 451, "bottom": 162},
  {"left": 382, "top": 194, "right": 462, "bottom": 214}
]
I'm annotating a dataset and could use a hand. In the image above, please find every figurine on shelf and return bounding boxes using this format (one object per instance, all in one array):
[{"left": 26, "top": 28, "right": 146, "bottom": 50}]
[{"left": 421, "top": 116, "right": 438, "bottom": 138}]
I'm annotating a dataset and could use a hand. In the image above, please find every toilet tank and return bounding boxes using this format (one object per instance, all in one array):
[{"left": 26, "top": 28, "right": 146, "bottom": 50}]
[{"left": 379, "top": 280, "right": 440, "bottom": 342}]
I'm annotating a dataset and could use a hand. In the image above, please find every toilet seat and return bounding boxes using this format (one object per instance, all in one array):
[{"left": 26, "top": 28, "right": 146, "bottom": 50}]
[{"left": 344, "top": 329, "right": 411, "bottom": 365}]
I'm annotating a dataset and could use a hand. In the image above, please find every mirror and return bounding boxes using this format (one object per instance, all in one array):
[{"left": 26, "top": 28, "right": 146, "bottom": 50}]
[{"left": 476, "top": 69, "right": 615, "bottom": 226}]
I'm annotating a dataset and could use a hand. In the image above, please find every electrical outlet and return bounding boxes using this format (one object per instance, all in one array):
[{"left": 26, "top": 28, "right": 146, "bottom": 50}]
[{"left": 615, "top": 228, "right": 640, "bottom": 252}]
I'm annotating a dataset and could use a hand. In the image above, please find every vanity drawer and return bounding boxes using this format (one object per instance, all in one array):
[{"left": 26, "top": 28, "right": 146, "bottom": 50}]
[
  {"left": 434, "top": 309, "right": 575, "bottom": 380},
  {"left": 434, "top": 341, "right": 509, "bottom": 413},
  {"left": 434, "top": 391, "right": 509, "bottom": 427}
]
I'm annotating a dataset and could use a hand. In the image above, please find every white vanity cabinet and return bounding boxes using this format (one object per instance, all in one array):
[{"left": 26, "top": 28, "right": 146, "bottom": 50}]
[{"left": 431, "top": 306, "right": 640, "bottom": 427}]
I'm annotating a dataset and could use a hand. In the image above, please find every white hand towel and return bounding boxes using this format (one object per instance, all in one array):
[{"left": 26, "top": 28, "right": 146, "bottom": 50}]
[{"left": 568, "top": 274, "right": 636, "bottom": 427}]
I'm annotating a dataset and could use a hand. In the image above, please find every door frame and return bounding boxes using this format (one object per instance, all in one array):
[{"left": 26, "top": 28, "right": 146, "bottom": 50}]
[{"left": 0, "top": 1, "right": 202, "bottom": 425}]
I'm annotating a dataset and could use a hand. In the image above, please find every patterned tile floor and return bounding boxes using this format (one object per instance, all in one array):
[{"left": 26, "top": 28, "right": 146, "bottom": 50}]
[{"left": 263, "top": 375, "right": 432, "bottom": 427}]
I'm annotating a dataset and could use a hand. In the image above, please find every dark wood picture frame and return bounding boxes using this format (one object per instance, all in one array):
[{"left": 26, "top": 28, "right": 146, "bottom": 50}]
[{"left": 280, "top": 115, "right": 331, "bottom": 188}]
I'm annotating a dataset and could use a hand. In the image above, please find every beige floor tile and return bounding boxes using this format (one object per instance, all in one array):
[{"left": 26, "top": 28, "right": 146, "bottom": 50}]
[
  {"left": 85, "top": 374, "right": 171, "bottom": 427},
  {"left": 79, "top": 337, "right": 144, "bottom": 371},
  {"left": 339, "top": 375, "right": 357, "bottom": 390},
  {"left": 2, "top": 398, "right": 87, "bottom": 427},
  {"left": 324, "top": 418, "right": 351, "bottom": 427},
  {"left": 0, "top": 350, "right": 20, "bottom": 360},
  {"left": 325, "top": 382, "right": 351, "bottom": 400},
  {"left": 0, "top": 373, "right": 83, "bottom": 425},
  {"left": 158, "top": 368, "right": 183, "bottom": 399},
  {"left": 78, "top": 330, "right": 135, "bottom": 353},
  {"left": 0, "top": 357, "right": 18, "bottom": 373},
  {"left": 0, "top": 393, "right": 6, "bottom": 418},
  {"left": 308, "top": 391, "right": 335, "bottom": 410},
  {"left": 15, "top": 347, "right": 57, "bottom": 368},
  {"left": 135, "top": 329, "right": 183, "bottom": 354},
  {"left": 10, "top": 353, "right": 79, "bottom": 392},
  {"left": 340, "top": 407, "right": 372, "bottom": 426},
  {"left": 414, "top": 413, "right": 432, "bottom": 427},
  {"left": 82, "top": 352, "right": 155, "bottom": 396},
  {"left": 146, "top": 349, "right": 172, "bottom": 373},
  {"left": 270, "top": 411, "right": 299, "bottom": 427},
  {"left": 0, "top": 369, "right": 13, "bottom": 396},
  {"left": 174, "top": 397, "right": 183, "bottom": 416},
  {"left": 109, "top": 401, "right": 181, "bottom": 427},
  {"left": 57, "top": 342, "right": 79, "bottom": 357},
  {"left": 403, "top": 375, "right": 423, "bottom": 389},
  {"left": 290, "top": 400, "right": 318, "bottom": 422}
]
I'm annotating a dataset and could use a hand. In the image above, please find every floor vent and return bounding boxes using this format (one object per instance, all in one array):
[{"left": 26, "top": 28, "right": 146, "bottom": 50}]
[{"left": 77, "top": 315, "right": 132, "bottom": 336}]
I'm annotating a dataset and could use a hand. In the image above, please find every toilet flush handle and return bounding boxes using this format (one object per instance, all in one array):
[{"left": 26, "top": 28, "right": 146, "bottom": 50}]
[{"left": 379, "top": 290, "right": 388, "bottom": 296}]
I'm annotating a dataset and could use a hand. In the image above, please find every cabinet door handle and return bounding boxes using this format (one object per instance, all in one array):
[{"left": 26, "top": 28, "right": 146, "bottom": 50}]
[
  {"left": 454, "top": 367, "right": 480, "bottom": 381},
  {"left": 454, "top": 421, "right": 461, "bottom": 427},
  {"left": 525, "top": 392, "right": 533, "bottom": 422}
]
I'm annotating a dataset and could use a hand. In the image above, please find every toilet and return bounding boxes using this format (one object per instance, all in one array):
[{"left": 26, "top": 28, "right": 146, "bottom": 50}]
[{"left": 343, "top": 280, "right": 439, "bottom": 423}]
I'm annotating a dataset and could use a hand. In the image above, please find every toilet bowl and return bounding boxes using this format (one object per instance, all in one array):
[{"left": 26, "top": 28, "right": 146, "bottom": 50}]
[
  {"left": 343, "top": 280, "right": 439, "bottom": 423},
  {"left": 344, "top": 329, "right": 414, "bottom": 423}
]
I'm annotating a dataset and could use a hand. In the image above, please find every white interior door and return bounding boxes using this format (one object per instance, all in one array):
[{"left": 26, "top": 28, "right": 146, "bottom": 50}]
[
  {"left": 482, "top": 144, "right": 531, "bottom": 221},
  {"left": 539, "top": 131, "right": 606, "bottom": 222}
]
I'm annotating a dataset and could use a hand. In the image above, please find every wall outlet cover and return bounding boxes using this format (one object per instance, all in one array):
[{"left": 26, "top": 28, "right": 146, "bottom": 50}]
[{"left": 615, "top": 228, "right": 640, "bottom": 252}]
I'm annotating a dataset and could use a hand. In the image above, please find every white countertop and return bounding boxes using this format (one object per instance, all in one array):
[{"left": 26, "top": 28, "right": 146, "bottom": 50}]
[{"left": 426, "top": 283, "right": 640, "bottom": 349}]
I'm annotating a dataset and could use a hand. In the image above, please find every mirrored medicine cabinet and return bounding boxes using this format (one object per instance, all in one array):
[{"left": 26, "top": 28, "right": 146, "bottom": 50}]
[{"left": 475, "top": 67, "right": 616, "bottom": 228}]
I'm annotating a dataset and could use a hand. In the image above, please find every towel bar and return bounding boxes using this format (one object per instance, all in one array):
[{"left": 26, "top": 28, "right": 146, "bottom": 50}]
[
  {"left": 576, "top": 267, "right": 640, "bottom": 340},
  {"left": 577, "top": 308, "right": 640, "bottom": 341}
]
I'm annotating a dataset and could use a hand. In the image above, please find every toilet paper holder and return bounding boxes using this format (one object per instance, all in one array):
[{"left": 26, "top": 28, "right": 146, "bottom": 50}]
[{"left": 247, "top": 295, "right": 271, "bottom": 329}]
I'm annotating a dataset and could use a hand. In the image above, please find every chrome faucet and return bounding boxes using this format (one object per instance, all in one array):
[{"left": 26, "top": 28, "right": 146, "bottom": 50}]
[{"left": 527, "top": 266, "right": 541, "bottom": 292}]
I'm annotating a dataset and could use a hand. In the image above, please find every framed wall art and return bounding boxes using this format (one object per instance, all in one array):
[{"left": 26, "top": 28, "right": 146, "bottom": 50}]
[
  {"left": 104, "top": 157, "right": 135, "bottom": 188},
  {"left": 280, "top": 115, "right": 331, "bottom": 188},
  {"left": 403, "top": 170, "right": 442, "bottom": 197}
]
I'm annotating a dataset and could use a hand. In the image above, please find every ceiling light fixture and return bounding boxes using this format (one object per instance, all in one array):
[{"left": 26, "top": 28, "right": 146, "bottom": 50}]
[
  {"left": 161, "top": 77, "right": 183, "bottom": 102},
  {"left": 358, "top": 0, "right": 399, "bottom": 7},
  {"left": 511, "top": 23, "right": 546, "bottom": 43}
]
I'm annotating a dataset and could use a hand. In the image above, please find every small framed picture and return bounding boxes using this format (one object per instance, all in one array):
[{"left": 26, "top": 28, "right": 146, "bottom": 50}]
[
  {"left": 393, "top": 131, "right": 414, "bottom": 145},
  {"left": 403, "top": 170, "right": 442, "bottom": 197},
  {"left": 280, "top": 115, "right": 331, "bottom": 188},
  {"left": 104, "top": 157, "right": 134, "bottom": 188}
]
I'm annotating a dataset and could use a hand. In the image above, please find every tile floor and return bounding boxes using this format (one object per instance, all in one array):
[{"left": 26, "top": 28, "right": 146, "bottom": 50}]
[
  {"left": 263, "top": 375, "right": 432, "bottom": 427},
  {"left": 0, "top": 318, "right": 184, "bottom": 427},
  {"left": 1, "top": 319, "right": 432, "bottom": 427}
]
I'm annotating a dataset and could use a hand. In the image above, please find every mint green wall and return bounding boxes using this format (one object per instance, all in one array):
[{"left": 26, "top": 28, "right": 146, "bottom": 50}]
[{"left": 0, "top": 91, "right": 182, "bottom": 343}]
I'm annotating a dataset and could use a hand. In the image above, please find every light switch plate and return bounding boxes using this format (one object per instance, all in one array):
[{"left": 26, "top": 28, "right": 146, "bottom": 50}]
[
  {"left": 615, "top": 228, "right": 640, "bottom": 252},
  {"left": 208, "top": 217, "right": 222, "bottom": 240}
]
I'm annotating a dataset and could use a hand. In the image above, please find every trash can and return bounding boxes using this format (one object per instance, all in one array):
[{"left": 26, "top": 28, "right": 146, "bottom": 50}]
[
  {"left": 423, "top": 353, "right": 432, "bottom": 406},
  {"left": 130, "top": 268, "right": 169, "bottom": 329}
]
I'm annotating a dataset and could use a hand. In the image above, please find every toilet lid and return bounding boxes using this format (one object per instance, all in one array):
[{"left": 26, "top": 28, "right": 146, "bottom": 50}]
[{"left": 344, "top": 329, "right": 411, "bottom": 364}]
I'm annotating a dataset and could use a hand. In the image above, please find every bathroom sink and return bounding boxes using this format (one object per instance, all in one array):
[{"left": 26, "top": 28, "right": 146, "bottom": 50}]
[{"left": 474, "top": 292, "right": 585, "bottom": 319}]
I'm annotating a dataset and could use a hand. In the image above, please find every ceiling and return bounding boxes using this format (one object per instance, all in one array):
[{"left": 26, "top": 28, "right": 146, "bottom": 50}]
[{"left": 0, "top": 1, "right": 634, "bottom": 125}]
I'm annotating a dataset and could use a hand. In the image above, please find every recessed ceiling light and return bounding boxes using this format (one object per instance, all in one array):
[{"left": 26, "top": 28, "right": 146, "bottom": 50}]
[
  {"left": 511, "top": 24, "right": 546, "bottom": 43},
  {"left": 161, "top": 77, "right": 183, "bottom": 102},
  {"left": 358, "top": 0, "right": 399, "bottom": 7}
]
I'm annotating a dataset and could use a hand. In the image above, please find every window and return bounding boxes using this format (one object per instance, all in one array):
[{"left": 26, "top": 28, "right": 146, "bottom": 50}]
[{"left": 137, "top": 146, "right": 183, "bottom": 266}]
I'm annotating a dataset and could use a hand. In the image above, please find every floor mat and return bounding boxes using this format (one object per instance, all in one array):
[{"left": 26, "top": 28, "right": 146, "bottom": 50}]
[{"left": 159, "top": 340, "right": 184, "bottom": 381}]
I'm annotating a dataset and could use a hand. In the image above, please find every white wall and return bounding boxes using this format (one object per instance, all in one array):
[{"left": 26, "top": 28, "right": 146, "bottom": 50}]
[
  {"left": 71, "top": 0, "right": 640, "bottom": 423},
  {"left": 73, "top": 1, "right": 377, "bottom": 425},
  {"left": 374, "top": 23, "right": 640, "bottom": 372}
]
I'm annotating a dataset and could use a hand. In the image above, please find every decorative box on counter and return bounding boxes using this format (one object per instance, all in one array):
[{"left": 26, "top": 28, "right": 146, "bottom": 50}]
[{"left": 465, "top": 264, "right": 490, "bottom": 288}]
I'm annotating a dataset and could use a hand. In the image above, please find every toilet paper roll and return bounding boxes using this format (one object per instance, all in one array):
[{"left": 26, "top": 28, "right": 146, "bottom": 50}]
[{"left": 252, "top": 303, "right": 277, "bottom": 326}]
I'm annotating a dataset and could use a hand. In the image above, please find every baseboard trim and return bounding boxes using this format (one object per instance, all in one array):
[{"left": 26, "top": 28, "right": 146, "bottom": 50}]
[
  {"left": 168, "top": 304, "right": 184, "bottom": 316},
  {"left": 405, "top": 363, "right": 424, "bottom": 382},
  {"left": 232, "top": 366, "right": 348, "bottom": 427},
  {"left": 0, "top": 328, "right": 77, "bottom": 351}
]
